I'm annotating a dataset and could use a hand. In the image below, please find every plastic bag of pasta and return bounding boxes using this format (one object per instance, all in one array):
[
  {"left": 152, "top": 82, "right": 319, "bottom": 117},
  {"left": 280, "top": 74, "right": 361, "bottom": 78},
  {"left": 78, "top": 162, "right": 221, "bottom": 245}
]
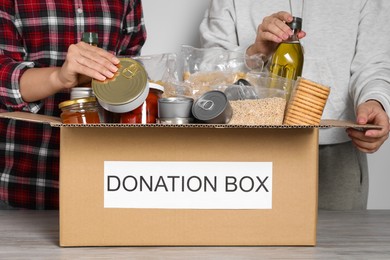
[{"left": 181, "top": 45, "right": 264, "bottom": 98}]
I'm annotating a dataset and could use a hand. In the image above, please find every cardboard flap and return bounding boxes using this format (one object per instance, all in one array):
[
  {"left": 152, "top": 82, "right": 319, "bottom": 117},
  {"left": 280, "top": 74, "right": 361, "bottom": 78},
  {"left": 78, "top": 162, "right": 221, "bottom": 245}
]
[
  {"left": 0, "top": 112, "right": 382, "bottom": 129},
  {"left": 320, "top": 119, "right": 382, "bottom": 130},
  {"left": 0, "top": 111, "right": 62, "bottom": 126}
]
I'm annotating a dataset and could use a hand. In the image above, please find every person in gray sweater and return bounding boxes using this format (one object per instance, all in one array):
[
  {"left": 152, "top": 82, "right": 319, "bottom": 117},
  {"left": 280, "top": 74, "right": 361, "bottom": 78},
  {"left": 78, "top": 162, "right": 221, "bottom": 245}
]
[{"left": 200, "top": 0, "right": 390, "bottom": 210}]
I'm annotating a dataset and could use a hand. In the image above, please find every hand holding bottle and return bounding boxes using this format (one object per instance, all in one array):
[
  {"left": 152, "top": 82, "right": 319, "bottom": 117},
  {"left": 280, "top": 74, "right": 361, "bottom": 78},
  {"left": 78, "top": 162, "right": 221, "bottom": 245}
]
[{"left": 246, "top": 11, "right": 306, "bottom": 58}]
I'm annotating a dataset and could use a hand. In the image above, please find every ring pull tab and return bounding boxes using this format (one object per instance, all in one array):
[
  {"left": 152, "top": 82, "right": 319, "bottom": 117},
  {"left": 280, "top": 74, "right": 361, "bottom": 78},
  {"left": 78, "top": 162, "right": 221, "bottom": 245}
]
[
  {"left": 122, "top": 63, "right": 139, "bottom": 79},
  {"left": 198, "top": 99, "right": 214, "bottom": 111}
]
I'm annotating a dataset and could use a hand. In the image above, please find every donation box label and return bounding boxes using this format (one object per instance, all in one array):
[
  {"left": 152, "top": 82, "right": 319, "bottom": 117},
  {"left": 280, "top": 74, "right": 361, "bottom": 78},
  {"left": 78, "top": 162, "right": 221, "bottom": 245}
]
[{"left": 104, "top": 161, "right": 272, "bottom": 209}]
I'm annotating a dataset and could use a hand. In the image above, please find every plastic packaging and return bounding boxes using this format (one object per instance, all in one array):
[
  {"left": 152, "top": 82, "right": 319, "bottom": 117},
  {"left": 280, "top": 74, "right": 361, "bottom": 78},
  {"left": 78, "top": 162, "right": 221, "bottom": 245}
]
[{"left": 181, "top": 45, "right": 265, "bottom": 98}]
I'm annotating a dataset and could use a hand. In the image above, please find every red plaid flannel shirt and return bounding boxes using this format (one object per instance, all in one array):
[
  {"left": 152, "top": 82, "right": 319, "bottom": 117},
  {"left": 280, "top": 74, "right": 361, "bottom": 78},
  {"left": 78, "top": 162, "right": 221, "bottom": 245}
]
[{"left": 0, "top": 0, "right": 146, "bottom": 209}]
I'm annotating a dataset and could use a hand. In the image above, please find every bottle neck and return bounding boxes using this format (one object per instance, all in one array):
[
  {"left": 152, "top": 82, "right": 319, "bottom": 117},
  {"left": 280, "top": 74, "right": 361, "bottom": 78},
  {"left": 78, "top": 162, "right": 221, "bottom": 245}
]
[{"left": 286, "top": 29, "right": 300, "bottom": 42}]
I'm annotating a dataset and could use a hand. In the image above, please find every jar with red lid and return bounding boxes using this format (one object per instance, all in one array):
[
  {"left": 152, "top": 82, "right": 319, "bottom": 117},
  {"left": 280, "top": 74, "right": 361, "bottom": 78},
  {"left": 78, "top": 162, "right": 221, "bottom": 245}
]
[
  {"left": 120, "top": 83, "right": 164, "bottom": 124},
  {"left": 59, "top": 97, "right": 101, "bottom": 124}
]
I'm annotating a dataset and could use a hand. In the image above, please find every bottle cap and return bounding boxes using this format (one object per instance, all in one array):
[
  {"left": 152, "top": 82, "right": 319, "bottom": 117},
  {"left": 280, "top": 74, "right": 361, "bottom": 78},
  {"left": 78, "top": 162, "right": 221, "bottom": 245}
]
[
  {"left": 287, "top": 17, "right": 302, "bottom": 31},
  {"left": 82, "top": 32, "right": 99, "bottom": 45}
]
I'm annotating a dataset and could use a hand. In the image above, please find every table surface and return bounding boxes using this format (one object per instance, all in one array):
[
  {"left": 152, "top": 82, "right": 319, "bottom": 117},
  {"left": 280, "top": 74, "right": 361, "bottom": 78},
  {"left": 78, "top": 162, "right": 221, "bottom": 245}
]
[{"left": 1, "top": 210, "right": 389, "bottom": 259}]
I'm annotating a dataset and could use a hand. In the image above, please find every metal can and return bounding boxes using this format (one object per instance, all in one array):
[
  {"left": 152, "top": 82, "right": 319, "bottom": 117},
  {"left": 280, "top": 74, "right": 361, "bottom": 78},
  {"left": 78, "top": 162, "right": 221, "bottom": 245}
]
[
  {"left": 92, "top": 58, "right": 149, "bottom": 113},
  {"left": 158, "top": 97, "right": 194, "bottom": 118},
  {"left": 192, "top": 90, "right": 233, "bottom": 124}
]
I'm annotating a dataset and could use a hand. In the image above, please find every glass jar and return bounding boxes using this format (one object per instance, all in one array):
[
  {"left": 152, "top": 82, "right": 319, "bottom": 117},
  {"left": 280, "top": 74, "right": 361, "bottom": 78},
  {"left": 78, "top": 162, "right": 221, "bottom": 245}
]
[
  {"left": 120, "top": 83, "right": 164, "bottom": 124},
  {"left": 59, "top": 97, "right": 101, "bottom": 124}
]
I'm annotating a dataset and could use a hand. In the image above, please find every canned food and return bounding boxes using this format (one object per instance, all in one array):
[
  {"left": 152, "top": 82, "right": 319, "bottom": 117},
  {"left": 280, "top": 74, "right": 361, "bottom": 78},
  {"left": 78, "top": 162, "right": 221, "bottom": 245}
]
[
  {"left": 92, "top": 58, "right": 149, "bottom": 113},
  {"left": 192, "top": 90, "right": 233, "bottom": 124},
  {"left": 156, "top": 117, "right": 194, "bottom": 124},
  {"left": 158, "top": 97, "right": 194, "bottom": 119}
]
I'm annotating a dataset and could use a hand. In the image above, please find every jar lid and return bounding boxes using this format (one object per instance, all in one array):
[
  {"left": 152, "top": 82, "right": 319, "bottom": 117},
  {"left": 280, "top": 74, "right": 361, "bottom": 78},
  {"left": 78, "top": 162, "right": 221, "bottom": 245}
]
[
  {"left": 149, "top": 82, "right": 165, "bottom": 92},
  {"left": 92, "top": 58, "right": 149, "bottom": 113},
  {"left": 192, "top": 91, "right": 232, "bottom": 124},
  {"left": 58, "top": 97, "right": 97, "bottom": 109},
  {"left": 70, "top": 87, "right": 95, "bottom": 100}
]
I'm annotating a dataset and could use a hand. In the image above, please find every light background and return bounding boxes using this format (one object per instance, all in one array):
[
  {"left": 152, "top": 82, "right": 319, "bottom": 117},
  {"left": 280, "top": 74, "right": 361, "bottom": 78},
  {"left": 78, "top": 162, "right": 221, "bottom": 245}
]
[{"left": 141, "top": 0, "right": 390, "bottom": 209}]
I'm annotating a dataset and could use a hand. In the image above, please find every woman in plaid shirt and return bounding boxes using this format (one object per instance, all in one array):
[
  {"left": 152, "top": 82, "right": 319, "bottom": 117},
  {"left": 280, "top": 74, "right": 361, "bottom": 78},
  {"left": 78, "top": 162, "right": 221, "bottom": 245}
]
[{"left": 0, "top": 0, "right": 146, "bottom": 209}]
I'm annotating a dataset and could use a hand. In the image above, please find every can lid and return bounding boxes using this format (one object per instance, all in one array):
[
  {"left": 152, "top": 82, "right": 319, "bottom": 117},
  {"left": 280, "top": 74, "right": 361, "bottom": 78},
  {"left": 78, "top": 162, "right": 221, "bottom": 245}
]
[
  {"left": 92, "top": 58, "right": 148, "bottom": 106},
  {"left": 82, "top": 32, "right": 98, "bottom": 45},
  {"left": 58, "top": 97, "right": 97, "bottom": 109},
  {"left": 192, "top": 91, "right": 229, "bottom": 121},
  {"left": 159, "top": 96, "right": 193, "bottom": 104}
]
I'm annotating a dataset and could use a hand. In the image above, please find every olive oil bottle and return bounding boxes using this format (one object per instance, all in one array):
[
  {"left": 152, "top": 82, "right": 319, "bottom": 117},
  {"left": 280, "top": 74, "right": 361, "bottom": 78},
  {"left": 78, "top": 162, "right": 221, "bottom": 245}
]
[{"left": 269, "top": 17, "right": 304, "bottom": 98}]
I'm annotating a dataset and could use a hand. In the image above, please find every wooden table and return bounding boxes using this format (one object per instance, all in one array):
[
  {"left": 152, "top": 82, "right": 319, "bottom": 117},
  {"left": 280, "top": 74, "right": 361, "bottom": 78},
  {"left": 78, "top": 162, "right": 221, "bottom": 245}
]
[{"left": 1, "top": 210, "right": 389, "bottom": 259}]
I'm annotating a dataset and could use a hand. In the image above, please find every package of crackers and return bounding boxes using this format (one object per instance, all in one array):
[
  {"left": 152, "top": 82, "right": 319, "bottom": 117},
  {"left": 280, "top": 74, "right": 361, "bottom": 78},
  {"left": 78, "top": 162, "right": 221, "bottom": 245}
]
[{"left": 283, "top": 77, "right": 330, "bottom": 126}]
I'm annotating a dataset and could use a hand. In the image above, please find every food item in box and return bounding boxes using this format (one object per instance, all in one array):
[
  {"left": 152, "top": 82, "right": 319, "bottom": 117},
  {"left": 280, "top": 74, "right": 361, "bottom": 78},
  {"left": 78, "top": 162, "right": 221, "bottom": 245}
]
[
  {"left": 120, "top": 83, "right": 164, "bottom": 124},
  {"left": 58, "top": 97, "right": 101, "bottom": 124},
  {"left": 283, "top": 78, "right": 330, "bottom": 125},
  {"left": 192, "top": 91, "right": 233, "bottom": 124},
  {"left": 184, "top": 71, "right": 246, "bottom": 98},
  {"left": 228, "top": 97, "right": 286, "bottom": 125}
]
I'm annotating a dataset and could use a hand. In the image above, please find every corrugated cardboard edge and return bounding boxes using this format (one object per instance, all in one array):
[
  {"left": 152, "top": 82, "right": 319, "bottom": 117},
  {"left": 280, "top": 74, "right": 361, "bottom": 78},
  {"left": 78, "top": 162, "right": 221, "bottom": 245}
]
[
  {"left": 0, "top": 111, "right": 382, "bottom": 129},
  {"left": 0, "top": 111, "right": 62, "bottom": 125}
]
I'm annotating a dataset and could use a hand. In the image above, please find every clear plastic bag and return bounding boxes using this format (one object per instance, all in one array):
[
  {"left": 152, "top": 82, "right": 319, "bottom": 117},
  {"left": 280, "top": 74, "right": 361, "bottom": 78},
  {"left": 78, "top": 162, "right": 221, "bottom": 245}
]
[
  {"left": 226, "top": 72, "right": 293, "bottom": 125},
  {"left": 181, "top": 45, "right": 264, "bottom": 98},
  {"left": 131, "top": 53, "right": 188, "bottom": 98}
]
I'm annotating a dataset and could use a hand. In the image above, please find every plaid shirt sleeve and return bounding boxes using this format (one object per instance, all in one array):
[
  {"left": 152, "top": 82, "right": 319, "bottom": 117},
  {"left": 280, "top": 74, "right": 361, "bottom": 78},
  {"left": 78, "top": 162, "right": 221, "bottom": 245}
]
[
  {"left": 118, "top": 0, "right": 147, "bottom": 56},
  {"left": 0, "top": 1, "right": 40, "bottom": 113},
  {"left": 0, "top": 0, "right": 147, "bottom": 209}
]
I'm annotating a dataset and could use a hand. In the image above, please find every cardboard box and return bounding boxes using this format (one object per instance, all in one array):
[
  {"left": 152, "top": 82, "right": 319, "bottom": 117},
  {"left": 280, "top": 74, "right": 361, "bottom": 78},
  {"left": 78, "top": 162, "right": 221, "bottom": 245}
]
[{"left": 0, "top": 112, "right": 379, "bottom": 247}]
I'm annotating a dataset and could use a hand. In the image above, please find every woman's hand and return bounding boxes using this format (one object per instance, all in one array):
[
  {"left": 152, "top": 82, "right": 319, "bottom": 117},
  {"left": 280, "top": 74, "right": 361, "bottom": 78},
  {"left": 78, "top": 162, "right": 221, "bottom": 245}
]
[
  {"left": 246, "top": 11, "right": 306, "bottom": 58},
  {"left": 20, "top": 42, "right": 121, "bottom": 102},
  {"left": 58, "top": 42, "right": 120, "bottom": 89}
]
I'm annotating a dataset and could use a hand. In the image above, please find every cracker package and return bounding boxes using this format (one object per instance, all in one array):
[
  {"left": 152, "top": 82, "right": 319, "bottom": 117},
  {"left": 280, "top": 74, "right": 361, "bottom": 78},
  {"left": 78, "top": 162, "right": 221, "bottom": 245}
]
[{"left": 283, "top": 78, "right": 331, "bottom": 125}]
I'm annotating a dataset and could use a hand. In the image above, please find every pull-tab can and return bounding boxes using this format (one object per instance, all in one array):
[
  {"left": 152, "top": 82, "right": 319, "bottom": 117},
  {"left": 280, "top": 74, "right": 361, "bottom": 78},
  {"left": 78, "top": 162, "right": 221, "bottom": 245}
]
[
  {"left": 192, "top": 90, "right": 232, "bottom": 124},
  {"left": 92, "top": 58, "right": 149, "bottom": 113}
]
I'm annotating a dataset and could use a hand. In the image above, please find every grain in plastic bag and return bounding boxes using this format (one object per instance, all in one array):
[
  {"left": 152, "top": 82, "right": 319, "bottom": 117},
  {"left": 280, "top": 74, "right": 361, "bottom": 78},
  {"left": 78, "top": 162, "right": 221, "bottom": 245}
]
[
  {"left": 227, "top": 72, "right": 294, "bottom": 125},
  {"left": 181, "top": 45, "right": 264, "bottom": 98}
]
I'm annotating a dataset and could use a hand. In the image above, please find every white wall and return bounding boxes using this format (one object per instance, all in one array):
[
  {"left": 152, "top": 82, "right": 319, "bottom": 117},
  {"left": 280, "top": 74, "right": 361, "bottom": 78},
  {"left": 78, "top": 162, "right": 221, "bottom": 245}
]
[
  {"left": 141, "top": 0, "right": 210, "bottom": 56},
  {"left": 368, "top": 144, "right": 390, "bottom": 209},
  {"left": 141, "top": 0, "right": 390, "bottom": 209}
]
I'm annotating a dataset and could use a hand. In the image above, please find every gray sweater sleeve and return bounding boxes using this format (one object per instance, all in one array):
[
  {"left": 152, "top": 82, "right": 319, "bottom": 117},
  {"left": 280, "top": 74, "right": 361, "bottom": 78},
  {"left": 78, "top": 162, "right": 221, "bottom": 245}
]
[
  {"left": 199, "top": 0, "right": 244, "bottom": 52},
  {"left": 349, "top": 0, "right": 390, "bottom": 114}
]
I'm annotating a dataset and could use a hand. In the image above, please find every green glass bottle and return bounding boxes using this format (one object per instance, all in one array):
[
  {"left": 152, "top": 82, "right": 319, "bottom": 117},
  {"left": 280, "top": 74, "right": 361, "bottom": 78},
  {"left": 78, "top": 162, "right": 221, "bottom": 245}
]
[
  {"left": 269, "top": 17, "right": 304, "bottom": 98},
  {"left": 82, "top": 32, "right": 98, "bottom": 46}
]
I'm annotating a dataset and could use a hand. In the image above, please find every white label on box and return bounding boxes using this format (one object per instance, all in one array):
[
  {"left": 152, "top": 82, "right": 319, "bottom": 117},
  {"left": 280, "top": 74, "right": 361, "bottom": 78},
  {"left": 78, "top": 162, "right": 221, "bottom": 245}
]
[{"left": 104, "top": 161, "right": 272, "bottom": 209}]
